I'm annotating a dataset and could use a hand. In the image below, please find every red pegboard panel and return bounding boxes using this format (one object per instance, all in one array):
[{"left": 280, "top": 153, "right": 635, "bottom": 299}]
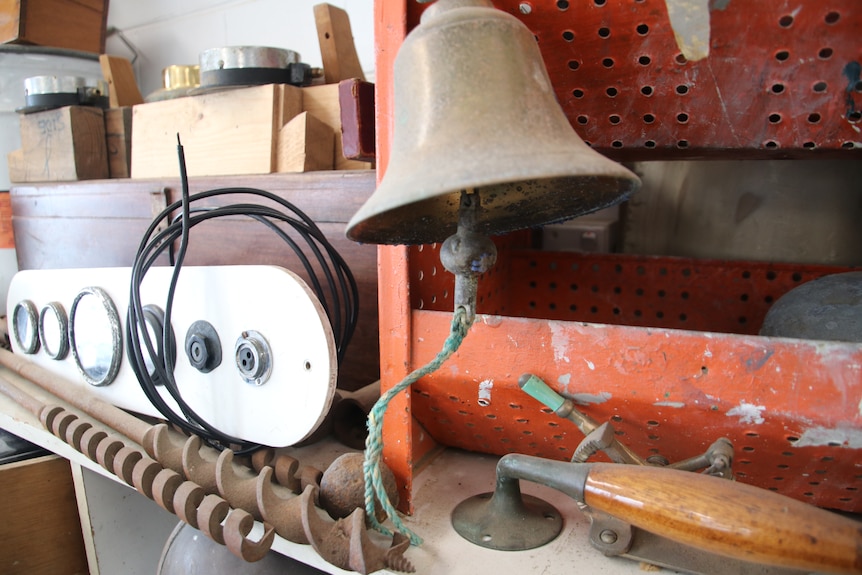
[
  {"left": 409, "top": 239, "right": 857, "bottom": 336},
  {"left": 503, "top": 251, "right": 859, "bottom": 334},
  {"left": 408, "top": 0, "right": 862, "bottom": 158}
]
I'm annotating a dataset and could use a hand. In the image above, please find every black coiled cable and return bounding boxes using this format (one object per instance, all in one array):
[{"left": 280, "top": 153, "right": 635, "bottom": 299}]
[{"left": 125, "top": 138, "right": 358, "bottom": 454}]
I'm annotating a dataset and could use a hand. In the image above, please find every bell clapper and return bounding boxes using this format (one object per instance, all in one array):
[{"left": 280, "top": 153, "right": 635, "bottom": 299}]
[{"left": 440, "top": 190, "right": 498, "bottom": 326}]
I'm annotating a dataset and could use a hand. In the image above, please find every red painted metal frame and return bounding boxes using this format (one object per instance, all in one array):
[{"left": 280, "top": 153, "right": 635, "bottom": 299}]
[
  {"left": 375, "top": 0, "right": 862, "bottom": 514},
  {"left": 409, "top": 310, "right": 862, "bottom": 511}
]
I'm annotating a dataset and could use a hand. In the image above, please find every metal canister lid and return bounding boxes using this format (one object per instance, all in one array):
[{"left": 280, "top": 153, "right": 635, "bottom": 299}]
[
  {"left": 198, "top": 46, "right": 300, "bottom": 72},
  {"left": 24, "top": 75, "right": 106, "bottom": 96}
]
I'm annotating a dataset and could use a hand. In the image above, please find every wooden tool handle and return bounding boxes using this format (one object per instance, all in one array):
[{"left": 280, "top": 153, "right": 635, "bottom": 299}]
[{"left": 584, "top": 463, "right": 862, "bottom": 575}]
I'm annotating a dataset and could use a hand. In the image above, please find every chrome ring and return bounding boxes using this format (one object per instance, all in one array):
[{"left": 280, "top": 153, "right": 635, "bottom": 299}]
[{"left": 39, "top": 301, "right": 69, "bottom": 360}]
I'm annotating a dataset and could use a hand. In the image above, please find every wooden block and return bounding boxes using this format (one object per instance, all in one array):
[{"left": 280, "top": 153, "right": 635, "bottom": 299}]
[
  {"left": 277, "top": 84, "right": 303, "bottom": 129},
  {"left": 0, "top": 0, "right": 108, "bottom": 53},
  {"left": 99, "top": 54, "right": 144, "bottom": 107},
  {"left": 0, "top": 455, "right": 88, "bottom": 575},
  {"left": 339, "top": 79, "right": 376, "bottom": 162},
  {"left": 0, "top": 191, "right": 14, "bottom": 249},
  {"left": 314, "top": 3, "right": 365, "bottom": 84},
  {"left": 302, "top": 83, "right": 373, "bottom": 171},
  {"left": 6, "top": 149, "right": 25, "bottom": 183},
  {"left": 104, "top": 107, "right": 132, "bottom": 178},
  {"left": 19, "top": 106, "right": 109, "bottom": 182},
  {"left": 277, "top": 112, "right": 334, "bottom": 173},
  {"left": 131, "top": 84, "right": 281, "bottom": 179}
]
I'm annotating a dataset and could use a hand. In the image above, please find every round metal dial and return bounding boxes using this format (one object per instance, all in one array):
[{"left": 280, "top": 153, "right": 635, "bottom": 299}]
[{"left": 69, "top": 287, "right": 123, "bottom": 387}]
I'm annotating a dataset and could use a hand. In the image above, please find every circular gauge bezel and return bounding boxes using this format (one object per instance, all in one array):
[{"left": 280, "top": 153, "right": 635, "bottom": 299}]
[
  {"left": 39, "top": 301, "right": 69, "bottom": 360},
  {"left": 69, "top": 287, "right": 123, "bottom": 387},
  {"left": 12, "top": 299, "right": 40, "bottom": 354}
]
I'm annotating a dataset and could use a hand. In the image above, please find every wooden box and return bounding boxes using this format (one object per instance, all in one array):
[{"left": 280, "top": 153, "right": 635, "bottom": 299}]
[
  {"left": 131, "top": 84, "right": 303, "bottom": 179},
  {"left": 0, "top": 0, "right": 108, "bottom": 54},
  {"left": 15, "top": 105, "right": 108, "bottom": 182},
  {"left": 0, "top": 455, "right": 88, "bottom": 574}
]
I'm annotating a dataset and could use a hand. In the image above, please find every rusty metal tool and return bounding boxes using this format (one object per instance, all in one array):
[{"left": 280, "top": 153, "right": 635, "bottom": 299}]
[
  {"left": 256, "top": 470, "right": 314, "bottom": 544},
  {"left": 0, "top": 352, "right": 416, "bottom": 573},
  {"left": 0, "top": 355, "right": 416, "bottom": 573},
  {"left": 519, "top": 373, "right": 647, "bottom": 465},
  {"left": 301, "top": 484, "right": 415, "bottom": 574},
  {"left": 0, "top": 347, "right": 305, "bottom": 493},
  {"left": 251, "top": 449, "right": 303, "bottom": 492},
  {"left": 0, "top": 374, "right": 275, "bottom": 562},
  {"left": 520, "top": 373, "right": 735, "bottom": 478}
]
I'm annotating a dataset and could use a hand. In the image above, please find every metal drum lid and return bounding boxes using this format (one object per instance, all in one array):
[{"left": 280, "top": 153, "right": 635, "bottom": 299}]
[
  {"left": 196, "top": 46, "right": 311, "bottom": 92},
  {"left": 18, "top": 75, "right": 109, "bottom": 113}
]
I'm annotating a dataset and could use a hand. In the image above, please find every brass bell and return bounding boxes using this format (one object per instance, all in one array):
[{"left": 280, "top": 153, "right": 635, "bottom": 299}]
[{"left": 346, "top": 0, "right": 641, "bottom": 245}]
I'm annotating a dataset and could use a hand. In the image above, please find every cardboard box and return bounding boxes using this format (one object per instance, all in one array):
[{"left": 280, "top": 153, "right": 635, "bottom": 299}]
[{"left": 0, "top": 0, "right": 109, "bottom": 54}]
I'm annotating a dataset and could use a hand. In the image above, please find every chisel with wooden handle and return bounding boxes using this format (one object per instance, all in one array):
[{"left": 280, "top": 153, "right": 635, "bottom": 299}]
[{"left": 499, "top": 452, "right": 862, "bottom": 574}]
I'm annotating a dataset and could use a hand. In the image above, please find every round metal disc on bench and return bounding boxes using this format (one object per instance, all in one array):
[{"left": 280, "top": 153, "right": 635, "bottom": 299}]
[
  {"left": 194, "top": 46, "right": 310, "bottom": 93},
  {"left": 760, "top": 271, "right": 862, "bottom": 342},
  {"left": 452, "top": 491, "right": 563, "bottom": 551},
  {"left": 17, "top": 75, "right": 109, "bottom": 114}
]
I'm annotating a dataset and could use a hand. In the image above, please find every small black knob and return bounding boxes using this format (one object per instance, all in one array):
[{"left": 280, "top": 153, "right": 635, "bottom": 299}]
[{"left": 185, "top": 320, "right": 221, "bottom": 373}]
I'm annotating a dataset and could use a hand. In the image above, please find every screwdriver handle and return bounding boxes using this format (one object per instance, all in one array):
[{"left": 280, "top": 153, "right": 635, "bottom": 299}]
[
  {"left": 518, "top": 373, "right": 568, "bottom": 413},
  {"left": 584, "top": 463, "right": 862, "bottom": 575}
]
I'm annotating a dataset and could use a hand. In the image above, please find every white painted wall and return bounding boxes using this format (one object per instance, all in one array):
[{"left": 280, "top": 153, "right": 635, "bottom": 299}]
[{"left": 105, "top": 0, "right": 376, "bottom": 98}]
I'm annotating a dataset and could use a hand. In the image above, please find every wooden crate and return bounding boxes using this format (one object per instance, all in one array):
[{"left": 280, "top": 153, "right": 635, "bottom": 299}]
[
  {"left": 131, "top": 84, "right": 301, "bottom": 179},
  {"left": 0, "top": 455, "right": 88, "bottom": 574},
  {"left": 0, "top": 0, "right": 108, "bottom": 53},
  {"left": 15, "top": 105, "right": 108, "bottom": 182}
]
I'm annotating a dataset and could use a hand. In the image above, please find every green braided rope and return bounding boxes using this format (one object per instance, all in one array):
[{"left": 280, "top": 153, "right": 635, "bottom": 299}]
[{"left": 363, "top": 307, "right": 471, "bottom": 546}]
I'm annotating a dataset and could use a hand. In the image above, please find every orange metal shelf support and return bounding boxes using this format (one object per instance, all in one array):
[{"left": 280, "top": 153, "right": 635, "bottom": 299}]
[{"left": 374, "top": 0, "right": 439, "bottom": 512}]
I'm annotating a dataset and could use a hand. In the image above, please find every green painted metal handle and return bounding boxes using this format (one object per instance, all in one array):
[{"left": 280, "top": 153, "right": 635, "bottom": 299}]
[{"left": 518, "top": 373, "right": 567, "bottom": 413}]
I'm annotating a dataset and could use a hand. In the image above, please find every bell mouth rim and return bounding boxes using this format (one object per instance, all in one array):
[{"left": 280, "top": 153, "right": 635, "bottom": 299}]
[{"left": 346, "top": 172, "right": 637, "bottom": 245}]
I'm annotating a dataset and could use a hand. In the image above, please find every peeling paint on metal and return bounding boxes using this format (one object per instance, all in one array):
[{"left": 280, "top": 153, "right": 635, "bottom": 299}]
[
  {"left": 654, "top": 401, "right": 686, "bottom": 408},
  {"left": 794, "top": 426, "right": 862, "bottom": 449},
  {"left": 703, "top": 345, "right": 713, "bottom": 358},
  {"left": 664, "top": 0, "right": 711, "bottom": 61},
  {"left": 859, "top": 397, "right": 862, "bottom": 417},
  {"left": 584, "top": 359, "right": 595, "bottom": 370},
  {"left": 572, "top": 391, "right": 611, "bottom": 405},
  {"left": 558, "top": 373, "right": 572, "bottom": 394},
  {"left": 549, "top": 321, "right": 571, "bottom": 364},
  {"left": 478, "top": 379, "right": 493, "bottom": 407},
  {"left": 726, "top": 401, "right": 766, "bottom": 424},
  {"left": 743, "top": 348, "right": 774, "bottom": 372}
]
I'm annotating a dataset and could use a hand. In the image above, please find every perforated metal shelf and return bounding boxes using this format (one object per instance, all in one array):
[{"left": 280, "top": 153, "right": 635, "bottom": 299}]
[{"left": 407, "top": 0, "right": 862, "bottom": 158}]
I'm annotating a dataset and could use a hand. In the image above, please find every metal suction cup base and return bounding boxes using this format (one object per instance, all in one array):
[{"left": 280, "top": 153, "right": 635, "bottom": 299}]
[{"left": 452, "top": 491, "right": 563, "bottom": 551}]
